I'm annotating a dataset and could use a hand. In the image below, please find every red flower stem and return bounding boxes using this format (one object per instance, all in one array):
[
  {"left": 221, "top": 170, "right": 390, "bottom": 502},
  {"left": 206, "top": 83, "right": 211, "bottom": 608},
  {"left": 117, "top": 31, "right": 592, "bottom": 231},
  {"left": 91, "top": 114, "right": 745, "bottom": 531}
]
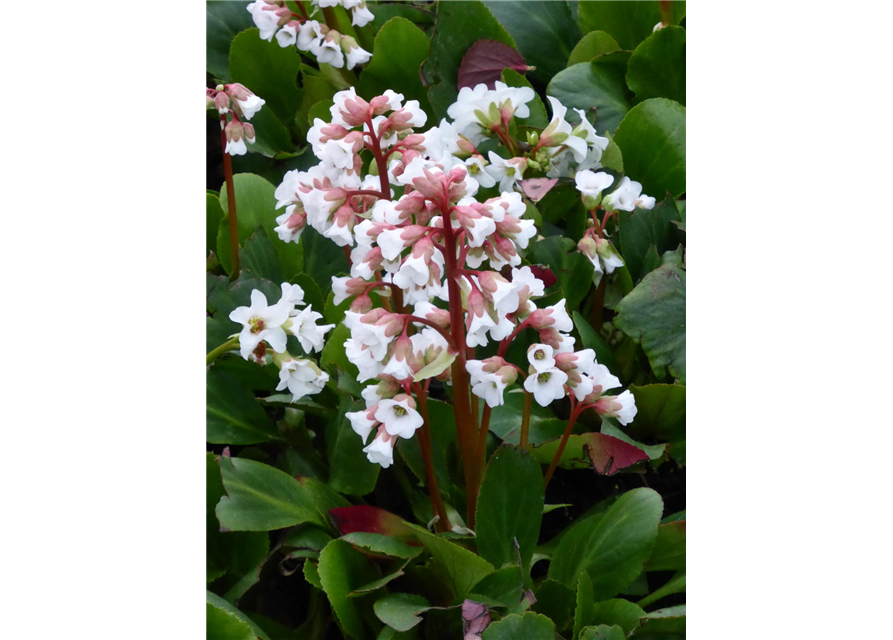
[
  {"left": 439, "top": 195, "right": 481, "bottom": 527},
  {"left": 543, "top": 400, "right": 584, "bottom": 488},
  {"left": 220, "top": 114, "right": 241, "bottom": 280},
  {"left": 520, "top": 391, "right": 532, "bottom": 449},
  {"left": 414, "top": 382, "right": 451, "bottom": 533},
  {"left": 476, "top": 404, "right": 492, "bottom": 461},
  {"left": 365, "top": 116, "right": 392, "bottom": 198},
  {"left": 403, "top": 315, "right": 456, "bottom": 351}
]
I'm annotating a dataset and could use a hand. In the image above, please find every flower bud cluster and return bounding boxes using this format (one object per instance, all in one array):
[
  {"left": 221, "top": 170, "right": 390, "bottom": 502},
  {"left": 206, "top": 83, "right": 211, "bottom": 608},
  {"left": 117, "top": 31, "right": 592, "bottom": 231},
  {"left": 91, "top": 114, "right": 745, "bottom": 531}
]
[
  {"left": 247, "top": 0, "right": 372, "bottom": 70},
  {"left": 206, "top": 83, "right": 266, "bottom": 156},
  {"left": 227, "top": 282, "right": 334, "bottom": 402}
]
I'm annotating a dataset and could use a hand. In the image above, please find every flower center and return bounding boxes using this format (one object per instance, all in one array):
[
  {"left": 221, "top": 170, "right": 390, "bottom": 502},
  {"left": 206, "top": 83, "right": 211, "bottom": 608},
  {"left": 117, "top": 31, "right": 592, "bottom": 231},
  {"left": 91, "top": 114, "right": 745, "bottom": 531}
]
[
  {"left": 534, "top": 350, "right": 545, "bottom": 360},
  {"left": 539, "top": 372, "right": 551, "bottom": 382},
  {"left": 249, "top": 317, "right": 266, "bottom": 334},
  {"left": 393, "top": 406, "right": 407, "bottom": 417}
]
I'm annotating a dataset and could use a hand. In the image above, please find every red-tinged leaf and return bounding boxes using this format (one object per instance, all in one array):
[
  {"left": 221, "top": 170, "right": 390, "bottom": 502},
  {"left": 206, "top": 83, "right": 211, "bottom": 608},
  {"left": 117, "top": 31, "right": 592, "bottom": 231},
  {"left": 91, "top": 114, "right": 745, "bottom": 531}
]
[
  {"left": 462, "top": 600, "right": 491, "bottom": 640},
  {"left": 526, "top": 265, "right": 558, "bottom": 288},
  {"left": 458, "top": 39, "right": 528, "bottom": 90},
  {"left": 585, "top": 433, "right": 650, "bottom": 475},
  {"left": 519, "top": 178, "right": 558, "bottom": 202},
  {"left": 329, "top": 505, "right": 414, "bottom": 539}
]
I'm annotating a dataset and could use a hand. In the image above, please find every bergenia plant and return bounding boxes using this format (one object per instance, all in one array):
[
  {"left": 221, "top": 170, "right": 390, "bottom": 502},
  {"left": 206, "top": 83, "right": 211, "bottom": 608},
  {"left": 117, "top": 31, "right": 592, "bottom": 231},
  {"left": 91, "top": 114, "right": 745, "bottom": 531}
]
[{"left": 207, "top": 2, "right": 686, "bottom": 638}]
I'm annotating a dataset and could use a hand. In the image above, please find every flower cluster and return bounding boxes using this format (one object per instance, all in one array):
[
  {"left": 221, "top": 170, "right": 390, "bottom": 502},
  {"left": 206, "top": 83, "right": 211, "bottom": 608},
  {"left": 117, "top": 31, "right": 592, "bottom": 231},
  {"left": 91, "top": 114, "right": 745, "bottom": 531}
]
[
  {"left": 247, "top": 0, "right": 372, "bottom": 70},
  {"left": 347, "top": 392, "right": 424, "bottom": 468},
  {"left": 228, "top": 282, "right": 335, "bottom": 402},
  {"left": 206, "top": 83, "right": 266, "bottom": 156}
]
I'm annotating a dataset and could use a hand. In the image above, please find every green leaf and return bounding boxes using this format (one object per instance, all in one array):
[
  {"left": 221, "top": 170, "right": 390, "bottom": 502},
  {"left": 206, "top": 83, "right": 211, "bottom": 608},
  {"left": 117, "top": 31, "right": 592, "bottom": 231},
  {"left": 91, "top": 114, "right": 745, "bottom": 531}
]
[
  {"left": 626, "top": 384, "right": 685, "bottom": 444},
  {"left": 637, "top": 571, "right": 685, "bottom": 609},
  {"left": 206, "top": 1, "right": 253, "bottom": 79},
  {"left": 407, "top": 523, "right": 495, "bottom": 600},
  {"left": 373, "top": 593, "right": 433, "bottom": 632},
  {"left": 426, "top": 0, "right": 516, "bottom": 119},
  {"left": 601, "top": 132, "right": 624, "bottom": 173},
  {"left": 531, "top": 579, "right": 575, "bottom": 631},
  {"left": 527, "top": 235, "right": 595, "bottom": 311},
  {"left": 475, "top": 446, "right": 544, "bottom": 572},
  {"left": 578, "top": 1, "right": 673, "bottom": 51},
  {"left": 481, "top": 1, "right": 581, "bottom": 83},
  {"left": 326, "top": 395, "right": 380, "bottom": 495},
  {"left": 206, "top": 367, "right": 280, "bottom": 445},
  {"left": 546, "top": 60, "right": 634, "bottom": 134},
  {"left": 589, "top": 599, "right": 646, "bottom": 635},
  {"left": 357, "top": 17, "right": 432, "bottom": 116},
  {"left": 468, "top": 566, "right": 524, "bottom": 609},
  {"left": 317, "top": 539, "right": 379, "bottom": 639},
  {"left": 216, "top": 456, "right": 325, "bottom": 531},
  {"left": 600, "top": 419, "right": 667, "bottom": 462},
  {"left": 303, "top": 558, "right": 323, "bottom": 589},
  {"left": 531, "top": 431, "right": 649, "bottom": 474},
  {"left": 567, "top": 31, "right": 622, "bottom": 66},
  {"left": 487, "top": 391, "right": 558, "bottom": 446},
  {"left": 398, "top": 398, "right": 456, "bottom": 493},
  {"left": 341, "top": 532, "right": 423, "bottom": 560},
  {"left": 617, "top": 197, "right": 681, "bottom": 283},
  {"left": 412, "top": 348, "right": 456, "bottom": 382},
  {"left": 614, "top": 264, "right": 686, "bottom": 382},
  {"left": 580, "top": 625, "right": 627, "bottom": 640},
  {"left": 572, "top": 311, "right": 622, "bottom": 379},
  {"left": 207, "top": 193, "right": 225, "bottom": 254},
  {"left": 548, "top": 488, "right": 663, "bottom": 597},
  {"left": 218, "top": 173, "right": 302, "bottom": 278},
  {"left": 629, "top": 605, "right": 686, "bottom": 638},
  {"left": 613, "top": 98, "right": 686, "bottom": 199},
  {"left": 206, "top": 601, "right": 255, "bottom": 640},
  {"left": 574, "top": 572, "right": 594, "bottom": 640},
  {"left": 501, "top": 68, "right": 548, "bottom": 129},
  {"left": 240, "top": 226, "right": 285, "bottom": 282},
  {"left": 627, "top": 26, "right": 685, "bottom": 105},
  {"left": 647, "top": 521, "right": 685, "bottom": 572},
  {"left": 207, "top": 590, "right": 272, "bottom": 640},
  {"left": 229, "top": 28, "right": 302, "bottom": 124},
  {"left": 299, "top": 225, "right": 350, "bottom": 294},
  {"left": 482, "top": 612, "right": 555, "bottom": 640}
]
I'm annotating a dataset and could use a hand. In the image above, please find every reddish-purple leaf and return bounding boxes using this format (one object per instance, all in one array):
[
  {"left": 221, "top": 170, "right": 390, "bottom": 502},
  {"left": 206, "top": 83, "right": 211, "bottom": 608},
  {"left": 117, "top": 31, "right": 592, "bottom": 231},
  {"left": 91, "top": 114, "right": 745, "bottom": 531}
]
[
  {"left": 526, "top": 265, "right": 558, "bottom": 288},
  {"left": 458, "top": 39, "right": 528, "bottom": 90},
  {"left": 584, "top": 433, "right": 650, "bottom": 475},
  {"left": 462, "top": 600, "right": 491, "bottom": 640},
  {"left": 519, "top": 178, "right": 558, "bottom": 202},
  {"left": 329, "top": 505, "right": 414, "bottom": 540}
]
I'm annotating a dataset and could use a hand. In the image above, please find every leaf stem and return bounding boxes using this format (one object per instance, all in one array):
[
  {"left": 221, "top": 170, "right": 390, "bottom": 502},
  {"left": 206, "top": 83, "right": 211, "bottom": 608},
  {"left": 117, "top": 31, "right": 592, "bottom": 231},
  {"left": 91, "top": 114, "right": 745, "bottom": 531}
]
[
  {"left": 520, "top": 391, "right": 532, "bottom": 449},
  {"left": 543, "top": 401, "right": 583, "bottom": 489},
  {"left": 206, "top": 336, "right": 240, "bottom": 366}
]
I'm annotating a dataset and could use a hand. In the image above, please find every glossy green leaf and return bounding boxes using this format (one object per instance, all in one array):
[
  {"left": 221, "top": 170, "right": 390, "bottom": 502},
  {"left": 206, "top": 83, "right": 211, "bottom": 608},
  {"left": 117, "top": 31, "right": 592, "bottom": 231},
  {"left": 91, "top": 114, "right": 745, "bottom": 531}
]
[
  {"left": 303, "top": 558, "right": 322, "bottom": 589},
  {"left": 647, "top": 520, "right": 685, "bottom": 572},
  {"left": 468, "top": 566, "right": 524, "bottom": 609},
  {"left": 501, "top": 68, "right": 548, "bottom": 129},
  {"left": 206, "top": 367, "right": 279, "bottom": 445},
  {"left": 426, "top": 0, "right": 516, "bottom": 119},
  {"left": 229, "top": 28, "right": 302, "bottom": 124},
  {"left": 317, "top": 539, "right": 379, "bottom": 639},
  {"left": 617, "top": 197, "right": 681, "bottom": 283},
  {"left": 600, "top": 419, "right": 667, "bottom": 462},
  {"left": 341, "top": 532, "right": 424, "bottom": 560},
  {"left": 630, "top": 605, "right": 686, "bottom": 638},
  {"left": 240, "top": 226, "right": 285, "bottom": 283},
  {"left": 326, "top": 394, "right": 380, "bottom": 495},
  {"left": 206, "top": 601, "right": 255, "bottom": 640},
  {"left": 207, "top": 192, "right": 225, "bottom": 254},
  {"left": 546, "top": 60, "right": 634, "bottom": 134},
  {"left": 216, "top": 456, "right": 325, "bottom": 531},
  {"left": 580, "top": 625, "right": 627, "bottom": 640},
  {"left": 637, "top": 571, "right": 685, "bottom": 609},
  {"left": 589, "top": 599, "right": 646, "bottom": 635},
  {"left": 574, "top": 572, "right": 594, "bottom": 640},
  {"left": 626, "top": 384, "right": 685, "bottom": 442},
  {"left": 614, "top": 264, "right": 686, "bottom": 382},
  {"left": 578, "top": 1, "right": 679, "bottom": 51},
  {"left": 298, "top": 225, "right": 350, "bottom": 295},
  {"left": 218, "top": 173, "right": 302, "bottom": 278},
  {"left": 207, "top": 590, "right": 272, "bottom": 640},
  {"left": 412, "top": 348, "right": 456, "bottom": 382},
  {"left": 531, "top": 579, "right": 575, "bottom": 631},
  {"left": 613, "top": 98, "right": 686, "bottom": 198},
  {"left": 475, "top": 446, "right": 544, "bottom": 572},
  {"left": 357, "top": 17, "right": 431, "bottom": 116},
  {"left": 601, "top": 132, "right": 624, "bottom": 172},
  {"left": 567, "top": 31, "right": 622, "bottom": 65},
  {"left": 374, "top": 593, "right": 433, "bottom": 632},
  {"left": 487, "top": 391, "right": 556, "bottom": 446},
  {"left": 572, "top": 311, "right": 622, "bottom": 379},
  {"left": 481, "top": 1, "right": 581, "bottom": 83},
  {"left": 527, "top": 235, "right": 595, "bottom": 311},
  {"left": 627, "top": 26, "right": 686, "bottom": 105},
  {"left": 549, "top": 488, "right": 663, "bottom": 597},
  {"left": 482, "top": 612, "right": 555, "bottom": 640},
  {"left": 206, "top": 1, "right": 253, "bottom": 79},
  {"left": 407, "top": 523, "right": 495, "bottom": 600},
  {"left": 531, "top": 431, "right": 649, "bottom": 474}
]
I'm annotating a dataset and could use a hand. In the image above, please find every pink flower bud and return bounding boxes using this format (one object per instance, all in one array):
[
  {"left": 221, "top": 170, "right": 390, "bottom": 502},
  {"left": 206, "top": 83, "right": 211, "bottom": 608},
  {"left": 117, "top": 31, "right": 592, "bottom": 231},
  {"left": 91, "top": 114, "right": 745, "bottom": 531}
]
[
  {"left": 351, "top": 294, "right": 373, "bottom": 313},
  {"left": 241, "top": 122, "right": 256, "bottom": 143},
  {"left": 214, "top": 92, "right": 230, "bottom": 114}
]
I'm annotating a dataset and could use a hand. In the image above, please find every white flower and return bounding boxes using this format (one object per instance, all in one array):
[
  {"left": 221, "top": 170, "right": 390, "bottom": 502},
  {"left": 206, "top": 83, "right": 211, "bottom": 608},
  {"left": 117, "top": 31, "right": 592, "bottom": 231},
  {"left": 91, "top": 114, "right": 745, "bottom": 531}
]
[
  {"left": 466, "top": 312, "right": 496, "bottom": 348},
  {"left": 392, "top": 253, "right": 434, "bottom": 290},
  {"left": 511, "top": 266, "right": 545, "bottom": 298},
  {"left": 346, "top": 408, "right": 378, "bottom": 443},
  {"left": 351, "top": 2, "right": 374, "bottom": 27},
  {"left": 352, "top": 321, "right": 394, "bottom": 361},
  {"left": 485, "top": 152, "right": 526, "bottom": 193},
  {"left": 544, "top": 96, "right": 587, "bottom": 161},
  {"left": 275, "top": 22, "right": 298, "bottom": 47},
  {"left": 377, "top": 228, "right": 409, "bottom": 261},
  {"left": 524, "top": 367, "right": 569, "bottom": 406},
  {"left": 331, "top": 276, "right": 352, "bottom": 305},
  {"left": 235, "top": 94, "right": 266, "bottom": 120},
  {"left": 588, "top": 363, "right": 622, "bottom": 396},
  {"left": 287, "top": 306, "right": 334, "bottom": 353},
  {"left": 466, "top": 361, "right": 509, "bottom": 407},
  {"left": 246, "top": 1, "right": 281, "bottom": 41},
  {"left": 276, "top": 358, "right": 328, "bottom": 401},
  {"left": 527, "top": 344, "right": 556, "bottom": 373},
  {"left": 603, "top": 177, "right": 655, "bottom": 212},
  {"left": 598, "top": 389, "right": 638, "bottom": 425},
  {"left": 280, "top": 282, "right": 306, "bottom": 307},
  {"left": 375, "top": 397, "right": 424, "bottom": 438},
  {"left": 344, "top": 44, "right": 371, "bottom": 69},
  {"left": 463, "top": 215, "right": 497, "bottom": 248},
  {"left": 545, "top": 300, "right": 573, "bottom": 333},
  {"left": 229, "top": 290, "right": 291, "bottom": 360},
  {"left": 575, "top": 170, "right": 614, "bottom": 202},
  {"left": 345, "top": 338, "right": 384, "bottom": 381},
  {"left": 225, "top": 136, "right": 247, "bottom": 156},
  {"left": 297, "top": 20, "right": 324, "bottom": 52},
  {"left": 363, "top": 430, "right": 395, "bottom": 468}
]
